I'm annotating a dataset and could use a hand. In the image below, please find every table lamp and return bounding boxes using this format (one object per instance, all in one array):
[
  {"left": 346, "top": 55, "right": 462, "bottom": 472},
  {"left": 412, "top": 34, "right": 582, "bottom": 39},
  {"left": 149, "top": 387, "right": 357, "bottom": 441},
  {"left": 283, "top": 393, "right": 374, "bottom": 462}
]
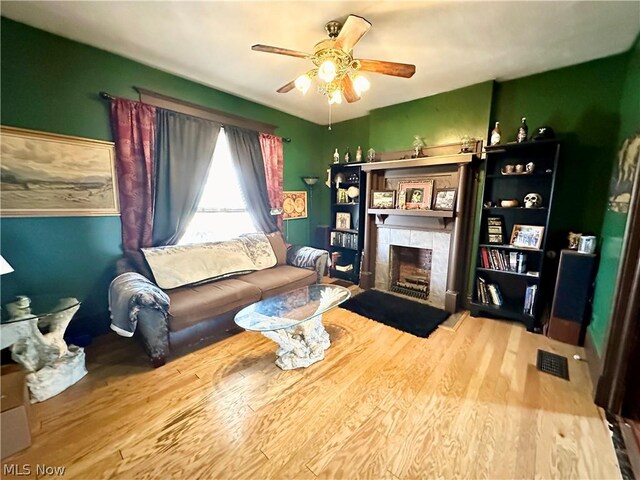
[{"left": 0, "top": 255, "right": 14, "bottom": 275}]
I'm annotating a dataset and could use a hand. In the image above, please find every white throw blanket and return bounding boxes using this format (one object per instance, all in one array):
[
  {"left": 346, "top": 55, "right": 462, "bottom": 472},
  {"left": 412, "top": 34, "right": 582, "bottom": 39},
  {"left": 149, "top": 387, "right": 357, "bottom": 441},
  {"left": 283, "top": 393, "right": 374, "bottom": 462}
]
[{"left": 141, "top": 233, "right": 277, "bottom": 289}]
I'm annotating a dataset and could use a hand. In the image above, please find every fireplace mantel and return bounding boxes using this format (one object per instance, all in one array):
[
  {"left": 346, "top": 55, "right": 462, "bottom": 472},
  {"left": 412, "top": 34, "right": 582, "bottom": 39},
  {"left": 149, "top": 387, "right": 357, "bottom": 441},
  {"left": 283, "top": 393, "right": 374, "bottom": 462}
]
[{"left": 359, "top": 143, "right": 482, "bottom": 313}]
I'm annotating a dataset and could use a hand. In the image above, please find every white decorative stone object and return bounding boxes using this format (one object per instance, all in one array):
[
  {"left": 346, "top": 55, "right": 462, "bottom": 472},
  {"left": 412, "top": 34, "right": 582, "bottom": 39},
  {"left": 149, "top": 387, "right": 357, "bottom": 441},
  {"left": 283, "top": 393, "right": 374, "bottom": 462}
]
[
  {"left": 262, "top": 316, "right": 331, "bottom": 370},
  {"left": 2, "top": 297, "right": 86, "bottom": 402},
  {"left": 26, "top": 346, "right": 87, "bottom": 403}
]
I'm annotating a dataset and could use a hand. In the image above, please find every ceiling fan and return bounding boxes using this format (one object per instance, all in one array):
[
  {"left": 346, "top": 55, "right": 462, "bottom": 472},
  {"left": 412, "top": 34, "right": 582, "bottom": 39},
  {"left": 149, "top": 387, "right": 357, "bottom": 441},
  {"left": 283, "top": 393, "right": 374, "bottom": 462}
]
[{"left": 252, "top": 14, "right": 416, "bottom": 105}]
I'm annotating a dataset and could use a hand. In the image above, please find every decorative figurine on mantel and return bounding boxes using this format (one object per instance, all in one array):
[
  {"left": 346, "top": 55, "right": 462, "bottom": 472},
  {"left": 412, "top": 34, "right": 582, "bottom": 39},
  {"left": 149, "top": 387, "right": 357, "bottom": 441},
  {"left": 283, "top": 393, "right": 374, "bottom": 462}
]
[
  {"left": 412, "top": 135, "right": 425, "bottom": 157},
  {"left": 490, "top": 121, "right": 502, "bottom": 146},
  {"left": 355, "top": 146, "right": 362, "bottom": 163},
  {"left": 344, "top": 147, "right": 351, "bottom": 163},
  {"left": 333, "top": 148, "right": 340, "bottom": 164},
  {"left": 367, "top": 147, "right": 376, "bottom": 162},
  {"left": 516, "top": 117, "right": 528, "bottom": 143}
]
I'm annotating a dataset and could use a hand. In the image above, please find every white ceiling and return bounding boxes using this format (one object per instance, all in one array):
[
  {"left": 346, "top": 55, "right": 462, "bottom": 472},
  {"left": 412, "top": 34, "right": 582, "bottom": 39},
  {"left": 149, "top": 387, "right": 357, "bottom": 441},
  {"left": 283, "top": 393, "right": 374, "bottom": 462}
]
[{"left": 2, "top": 1, "right": 639, "bottom": 125}]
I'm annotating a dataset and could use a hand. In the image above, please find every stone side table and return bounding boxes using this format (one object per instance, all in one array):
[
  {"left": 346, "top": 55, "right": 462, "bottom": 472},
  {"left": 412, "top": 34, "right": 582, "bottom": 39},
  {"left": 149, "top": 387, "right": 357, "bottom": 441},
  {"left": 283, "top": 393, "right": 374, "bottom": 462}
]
[{"left": 1, "top": 295, "right": 86, "bottom": 403}]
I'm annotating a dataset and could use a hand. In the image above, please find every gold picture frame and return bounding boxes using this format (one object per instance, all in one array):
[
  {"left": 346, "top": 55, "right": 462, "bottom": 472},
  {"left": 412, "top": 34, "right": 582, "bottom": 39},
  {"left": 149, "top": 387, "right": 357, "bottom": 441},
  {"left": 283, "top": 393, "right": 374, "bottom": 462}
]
[
  {"left": 282, "top": 191, "right": 308, "bottom": 219},
  {"left": 1, "top": 126, "right": 119, "bottom": 217}
]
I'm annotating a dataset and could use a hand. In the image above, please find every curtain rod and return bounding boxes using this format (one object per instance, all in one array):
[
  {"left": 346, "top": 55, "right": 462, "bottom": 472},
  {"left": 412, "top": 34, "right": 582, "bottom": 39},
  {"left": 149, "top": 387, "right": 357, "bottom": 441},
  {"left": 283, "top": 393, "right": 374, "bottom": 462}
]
[{"left": 98, "top": 90, "right": 290, "bottom": 143}]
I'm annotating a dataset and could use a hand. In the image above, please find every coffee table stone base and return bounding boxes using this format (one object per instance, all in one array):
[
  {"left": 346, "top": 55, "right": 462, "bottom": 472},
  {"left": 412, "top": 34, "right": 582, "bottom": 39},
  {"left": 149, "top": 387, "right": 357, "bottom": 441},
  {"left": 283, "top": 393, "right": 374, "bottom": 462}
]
[{"left": 261, "top": 316, "right": 330, "bottom": 370}]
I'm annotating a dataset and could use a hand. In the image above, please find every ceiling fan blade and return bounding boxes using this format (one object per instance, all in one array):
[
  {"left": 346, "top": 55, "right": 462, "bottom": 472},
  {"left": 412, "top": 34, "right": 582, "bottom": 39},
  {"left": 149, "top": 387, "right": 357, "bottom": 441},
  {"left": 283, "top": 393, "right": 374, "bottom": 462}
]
[
  {"left": 252, "top": 44, "right": 309, "bottom": 59},
  {"left": 358, "top": 59, "right": 416, "bottom": 78},
  {"left": 277, "top": 80, "right": 296, "bottom": 93},
  {"left": 334, "top": 15, "right": 371, "bottom": 52},
  {"left": 342, "top": 77, "right": 361, "bottom": 103}
]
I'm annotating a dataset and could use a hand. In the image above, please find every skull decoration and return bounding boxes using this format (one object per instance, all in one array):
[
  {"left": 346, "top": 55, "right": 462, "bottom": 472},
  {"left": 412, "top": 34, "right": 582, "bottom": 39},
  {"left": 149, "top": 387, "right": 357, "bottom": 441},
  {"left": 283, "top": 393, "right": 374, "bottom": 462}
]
[{"left": 523, "top": 192, "right": 543, "bottom": 208}]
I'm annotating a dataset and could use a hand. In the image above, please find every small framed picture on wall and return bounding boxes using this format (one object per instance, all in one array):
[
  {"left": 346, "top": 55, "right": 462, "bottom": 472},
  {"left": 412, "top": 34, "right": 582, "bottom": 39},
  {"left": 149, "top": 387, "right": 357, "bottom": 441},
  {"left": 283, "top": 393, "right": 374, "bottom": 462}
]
[{"left": 335, "top": 212, "right": 351, "bottom": 230}]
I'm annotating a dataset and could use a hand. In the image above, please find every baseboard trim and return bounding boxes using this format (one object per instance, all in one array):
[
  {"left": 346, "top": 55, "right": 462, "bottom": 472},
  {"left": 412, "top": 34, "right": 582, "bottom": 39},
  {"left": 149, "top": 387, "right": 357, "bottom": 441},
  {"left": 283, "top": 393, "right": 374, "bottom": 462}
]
[{"left": 585, "top": 329, "right": 603, "bottom": 397}]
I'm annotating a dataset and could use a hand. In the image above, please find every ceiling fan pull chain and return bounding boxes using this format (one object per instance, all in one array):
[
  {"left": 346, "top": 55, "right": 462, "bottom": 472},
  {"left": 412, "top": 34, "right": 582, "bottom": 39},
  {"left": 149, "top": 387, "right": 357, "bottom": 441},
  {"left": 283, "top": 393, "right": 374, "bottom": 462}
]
[{"left": 328, "top": 102, "right": 332, "bottom": 130}]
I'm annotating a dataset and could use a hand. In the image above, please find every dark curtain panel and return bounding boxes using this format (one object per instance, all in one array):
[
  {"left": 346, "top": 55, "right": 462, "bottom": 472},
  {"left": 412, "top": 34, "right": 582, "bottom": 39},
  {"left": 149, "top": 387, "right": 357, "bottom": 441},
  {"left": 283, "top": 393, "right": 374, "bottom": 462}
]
[
  {"left": 110, "top": 98, "right": 157, "bottom": 252},
  {"left": 226, "top": 126, "right": 278, "bottom": 233},
  {"left": 152, "top": 109, "right": 220, "bottom": 246}
]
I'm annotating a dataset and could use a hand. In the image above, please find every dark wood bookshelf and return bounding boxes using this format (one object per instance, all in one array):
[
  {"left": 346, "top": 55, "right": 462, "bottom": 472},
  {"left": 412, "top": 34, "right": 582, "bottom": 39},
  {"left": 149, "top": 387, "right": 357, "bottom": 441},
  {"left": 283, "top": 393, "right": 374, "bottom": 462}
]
[
  {"left": 329, "top": 163, "right": 366, "bottom": 284},
  {"left": 470, "top": 140, "right": 561, "bottom": 331}
]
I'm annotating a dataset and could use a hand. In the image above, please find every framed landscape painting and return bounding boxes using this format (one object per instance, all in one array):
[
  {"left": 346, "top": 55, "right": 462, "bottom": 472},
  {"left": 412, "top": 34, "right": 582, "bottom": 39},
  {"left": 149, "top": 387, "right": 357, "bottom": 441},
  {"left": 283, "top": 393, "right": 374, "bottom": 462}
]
[{"left": 1, "top": 126, "right": 119, "bottom": 217}]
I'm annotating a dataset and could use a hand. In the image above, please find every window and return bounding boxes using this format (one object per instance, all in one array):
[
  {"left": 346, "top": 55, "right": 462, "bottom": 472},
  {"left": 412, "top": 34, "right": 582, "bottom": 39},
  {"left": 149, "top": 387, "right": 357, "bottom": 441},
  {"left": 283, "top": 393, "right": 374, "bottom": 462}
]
[{"left": 179, "top": 129, "right": 257, "bottom": 244}]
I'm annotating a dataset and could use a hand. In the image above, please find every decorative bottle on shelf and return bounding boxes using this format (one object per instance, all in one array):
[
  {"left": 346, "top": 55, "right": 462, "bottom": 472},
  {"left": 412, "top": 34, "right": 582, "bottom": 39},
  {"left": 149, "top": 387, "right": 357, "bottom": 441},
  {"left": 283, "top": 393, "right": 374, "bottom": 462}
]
[
  {"left": 490, "top": 122, "right": 502, "bottom": 146},
  {"left": 516, "top": 117, "right": 528, "bottom": 143},
  {"left": 355, "top": 146, "right": 362, "bottom": 163},
  {"left": 344, "top": 147, "right": 351, "bottom": 163},
  {"left": 333, "top": 148, "right": 340, "bottom": 164}
]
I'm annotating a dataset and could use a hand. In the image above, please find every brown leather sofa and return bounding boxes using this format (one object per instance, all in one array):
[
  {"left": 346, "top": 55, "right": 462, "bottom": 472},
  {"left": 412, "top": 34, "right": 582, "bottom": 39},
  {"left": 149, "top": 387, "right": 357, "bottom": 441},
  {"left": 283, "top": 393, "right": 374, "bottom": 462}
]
[{"left": 109, "top": 232, "right": 328, "bottom": 366}]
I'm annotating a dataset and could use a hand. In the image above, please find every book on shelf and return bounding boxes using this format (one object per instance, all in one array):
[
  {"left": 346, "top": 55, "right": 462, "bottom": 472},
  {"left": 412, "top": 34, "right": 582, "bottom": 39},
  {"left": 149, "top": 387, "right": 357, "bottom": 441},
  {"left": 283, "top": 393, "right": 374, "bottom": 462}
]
[
  {"left": 334, "top": 264, "right": 353, "bottom": 272},
  {"left": 476, "top": 277, "right": 503, "bottom": 306},
  {"left": 523, "top": 284, "right": 537, "bottom": 315},
  {"left": 330, "top": 231, "right": 358, "bottom": 249}
]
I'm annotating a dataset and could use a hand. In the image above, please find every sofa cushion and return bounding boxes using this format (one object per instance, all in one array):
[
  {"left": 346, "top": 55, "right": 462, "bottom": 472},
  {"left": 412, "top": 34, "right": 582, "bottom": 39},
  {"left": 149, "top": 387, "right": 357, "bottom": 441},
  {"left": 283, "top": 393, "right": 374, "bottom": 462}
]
[
  {"left": 167, "top": 279, "right": 261, "bottom": 332},
  {"left": 141, "top": 233, "right": 277, "bottom": 289},
  {"left": 237, "top": 265, "right": 316, "bottom": 299},
  {"left": 266, "top": 231, "right": 288, "bottom": 265}
]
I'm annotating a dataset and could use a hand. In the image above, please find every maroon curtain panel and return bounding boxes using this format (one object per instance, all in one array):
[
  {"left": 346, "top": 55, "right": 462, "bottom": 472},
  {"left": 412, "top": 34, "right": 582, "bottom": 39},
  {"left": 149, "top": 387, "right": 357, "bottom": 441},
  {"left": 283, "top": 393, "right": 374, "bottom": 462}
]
[
  {"left": 110, "top": 99, "right": 157, "bottom": 252},
  {"left": 259, "top": 133, "right": 284, "bottom": 229}
]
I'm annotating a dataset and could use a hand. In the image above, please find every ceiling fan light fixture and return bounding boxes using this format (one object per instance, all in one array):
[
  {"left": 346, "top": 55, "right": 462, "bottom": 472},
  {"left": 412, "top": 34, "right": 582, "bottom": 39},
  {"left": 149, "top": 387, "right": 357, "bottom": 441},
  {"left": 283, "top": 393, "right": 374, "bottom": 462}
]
[
  {"left": 353, "top": 74, "right": 370, "bottom": 95},
  {"left": 318, "top": 60, "right": 337, "bottom": 83},
  {"left": 295, "top": 73, "right": 312, "bottom": 94},
  {"left": 328, "top": 89, "right": 343, "bottom": 105}
]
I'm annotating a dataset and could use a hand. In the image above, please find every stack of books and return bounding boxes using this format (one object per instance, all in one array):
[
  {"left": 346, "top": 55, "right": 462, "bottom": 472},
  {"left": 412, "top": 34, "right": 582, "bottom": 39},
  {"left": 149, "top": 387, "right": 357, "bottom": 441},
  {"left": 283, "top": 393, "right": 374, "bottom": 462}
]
[
  {"left": 476, "top": 277, "right": 503, "bottom": 306},
  {"left": 524, "top": 284, "right": 538, "bottom": 315}
]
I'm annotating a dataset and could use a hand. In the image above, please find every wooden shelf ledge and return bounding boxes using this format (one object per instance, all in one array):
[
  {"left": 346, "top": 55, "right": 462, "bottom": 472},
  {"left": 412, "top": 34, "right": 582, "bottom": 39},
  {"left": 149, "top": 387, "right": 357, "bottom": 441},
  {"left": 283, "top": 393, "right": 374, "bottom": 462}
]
[{"left": 368, "top": 208, "right": 454, "bottom": 218}]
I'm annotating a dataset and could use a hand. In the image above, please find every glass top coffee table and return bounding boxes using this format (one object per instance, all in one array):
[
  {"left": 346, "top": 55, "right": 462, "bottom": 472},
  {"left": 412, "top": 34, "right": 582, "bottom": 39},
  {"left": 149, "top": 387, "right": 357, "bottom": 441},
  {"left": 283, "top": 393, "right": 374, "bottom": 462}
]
[{"left": 234, "top": 284, "right": 351, "bottom": 370}]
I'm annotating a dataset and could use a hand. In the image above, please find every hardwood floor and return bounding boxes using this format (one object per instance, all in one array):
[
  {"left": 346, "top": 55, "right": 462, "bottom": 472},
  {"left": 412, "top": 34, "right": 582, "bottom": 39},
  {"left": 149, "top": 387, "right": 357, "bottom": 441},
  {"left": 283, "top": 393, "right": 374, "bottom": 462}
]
[{"left": 2, "top": 311, "right": 620, "bottom": 479}]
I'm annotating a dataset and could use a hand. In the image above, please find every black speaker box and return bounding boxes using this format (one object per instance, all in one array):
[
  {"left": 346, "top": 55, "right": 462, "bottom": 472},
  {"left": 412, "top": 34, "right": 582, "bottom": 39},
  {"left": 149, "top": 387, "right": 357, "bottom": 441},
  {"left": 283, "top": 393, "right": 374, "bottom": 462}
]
[{"left": 547, "top": 249, "right": 597, "bottom": 345}]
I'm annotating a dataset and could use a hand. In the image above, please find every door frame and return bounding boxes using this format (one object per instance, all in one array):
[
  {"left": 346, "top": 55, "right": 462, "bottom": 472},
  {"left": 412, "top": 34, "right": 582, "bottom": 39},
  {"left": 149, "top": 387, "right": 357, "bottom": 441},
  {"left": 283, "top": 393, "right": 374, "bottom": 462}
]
[{"left": 594, "top": 149, "right": 640, "bottom": 413}]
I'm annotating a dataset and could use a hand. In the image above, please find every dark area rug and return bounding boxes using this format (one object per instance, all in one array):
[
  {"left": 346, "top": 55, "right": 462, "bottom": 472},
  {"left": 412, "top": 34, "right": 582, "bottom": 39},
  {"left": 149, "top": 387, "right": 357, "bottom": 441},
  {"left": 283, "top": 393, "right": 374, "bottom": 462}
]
[{"left": 340, "top": 289, "right": 449, "bottom": 338}]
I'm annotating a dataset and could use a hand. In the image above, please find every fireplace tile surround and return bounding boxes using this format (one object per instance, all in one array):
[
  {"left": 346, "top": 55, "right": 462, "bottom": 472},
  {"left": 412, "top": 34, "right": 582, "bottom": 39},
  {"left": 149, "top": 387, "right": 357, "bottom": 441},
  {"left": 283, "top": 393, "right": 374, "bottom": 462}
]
[{"left": 375, "top": 227, "right": 451, "bottom": 309}]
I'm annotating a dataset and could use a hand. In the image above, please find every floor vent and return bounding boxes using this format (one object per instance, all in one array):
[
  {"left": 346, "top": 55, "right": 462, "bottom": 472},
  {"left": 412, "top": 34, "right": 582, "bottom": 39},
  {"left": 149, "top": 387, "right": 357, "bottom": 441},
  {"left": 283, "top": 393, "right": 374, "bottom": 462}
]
[{"left": 536, "top": 350, "right": 570, "bottom": 380}]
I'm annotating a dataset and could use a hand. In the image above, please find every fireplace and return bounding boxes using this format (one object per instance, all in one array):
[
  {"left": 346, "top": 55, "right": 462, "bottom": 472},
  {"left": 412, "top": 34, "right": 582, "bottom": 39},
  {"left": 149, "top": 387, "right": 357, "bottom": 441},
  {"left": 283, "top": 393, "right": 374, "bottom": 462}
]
[
  {"left": 390, "top": 246, "right": 432, "bottom": 300},
  {"left": 360, "top": 142, "right": 481, "bottom": 313}
]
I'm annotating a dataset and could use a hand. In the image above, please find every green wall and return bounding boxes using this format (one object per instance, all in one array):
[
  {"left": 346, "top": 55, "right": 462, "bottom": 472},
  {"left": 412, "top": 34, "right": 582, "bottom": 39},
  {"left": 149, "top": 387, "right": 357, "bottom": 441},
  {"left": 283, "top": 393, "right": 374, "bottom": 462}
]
[
  {"left": 368, "top": 81, "right": 494, "bottom": 151},
  {"left": 589, "top": 34, "right": 640, "bottom": 355},
  {"left": 492, "top": 55, "right": 628, "bottom": 241},
  {"left": 0, "top": 18, "right": 325, "bottom": 336}
]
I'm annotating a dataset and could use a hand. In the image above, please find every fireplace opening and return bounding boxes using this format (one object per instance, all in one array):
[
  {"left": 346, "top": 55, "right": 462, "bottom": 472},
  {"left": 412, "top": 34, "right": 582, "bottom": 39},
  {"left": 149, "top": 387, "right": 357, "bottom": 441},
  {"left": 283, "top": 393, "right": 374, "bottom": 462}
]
[{"left": 390, "top": 245, "right": 432, "bottom": 300}]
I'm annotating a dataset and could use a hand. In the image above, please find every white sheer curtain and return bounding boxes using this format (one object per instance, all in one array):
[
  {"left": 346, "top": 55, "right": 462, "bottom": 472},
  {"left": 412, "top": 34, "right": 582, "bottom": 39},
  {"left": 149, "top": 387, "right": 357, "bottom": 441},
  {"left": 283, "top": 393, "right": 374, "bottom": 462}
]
[{"left": 179, "top": 129, "right": 257, "bottom": 244}]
